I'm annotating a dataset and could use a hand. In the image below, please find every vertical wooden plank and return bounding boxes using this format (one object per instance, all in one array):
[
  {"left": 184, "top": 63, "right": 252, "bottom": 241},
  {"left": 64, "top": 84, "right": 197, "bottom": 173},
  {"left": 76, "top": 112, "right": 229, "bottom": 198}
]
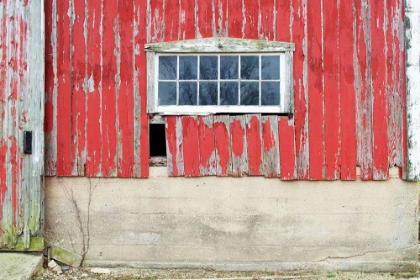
[
  {"left": 44, "top": 0, "right": 57, "bottom": 176},
  {"left": 0, "top": 2, "right": 7, "bottom": 228},
  {"left": 196, "top": 0, "right": 214, "bottom": 38},
  {"left": 180, "top": 0, "right": 196, "bottom": 40},
  {"left": 214, "top": 115, "right": 232, "bottom": 176},
  {"left": 117, "top": 0, "right": 135, "bottom": 177},
  {"left": 276, "top": 0, "right": 291, "bottom": 42},
  {"left": 371, "top": 0, "right": 389, "bottom": 180},
  {"left": 355, "top": 0, "right": 373, "bottom": 180},
  {"left": 8, "top": 0, "right": 19, "bottom": 228},
  {"left": 324, "top": 0, "right": 341, "bottom": 180},
  {"left": 405, "top": 0, "right": 420, "bottom": 180},
  {"left": 307, "top": 0, "right": 325, "bottom": 180},
  {"left": 230, "top": 115, "right": 247, "bottom": 177},
  {"left": 16, "top": 0, "right": 28, "bottom": 234},
  {"left": 165, "top": 116, "right": 185, "bottom": 177},
  {"left": 71, "top": 0, "right": 87, "bottom": 176},
  {"left": 0, "top": 0, "right": 7, "bottom": 225},
  {"left": 101, "top": 0, "right": 118, "bottom": 177},
  {"left": 198, "top": 116, "right": 216, "bottom": 176},
  {"left": 163, "top": 0, "right": 180, "bottom": 41},
  {"left": 387, "top": 0, "right": 404, "bottom": 169},
  {"left": 1, "top": 0, "right": 14, "bottom": 241},
  {"left": 182, "top": 116, "right": 200, "bottom": 177},
  {"left": 261, "top": 116, "right": 280, "bottom": 178},
  {"left": 26, "top": 0, "right": 44, "bottom": 240},
  {"left": 138, "top": 2, "right": 149, "bottom": 178},
  {"left": 133, "top": 0, "right": 149, "bottom": 178},
  {"left": 279, "top": 116, "right": 297, "bottom": 180},
  {"left": 69, "top": 0, "right": 80, "bottom": 176},
  {"left": 292, "top": 0, "right": 310, "bottom": 179},
  {"left": 149, "top": 0, "right": 164, "bottom": 42},
  {"left": 227, "top": 0, "right": 242, "bottom": 38},
  {"left": 56, "top": 0, "right": 73, "bottom": 176},
  {"left": 2, "top": 0, "right": 16, "bottom": 246},
  {"left": 215, "top": 0, "right": 228, "bottom": 37},
  {"left": 242, "top": 0, "right": 261, "bottom": 39},
  {"left": 85, "top": 0, "right": 102, "bottom": 176},
  {"left": 399, "top": 0, "right": 407, "bottom": 179},
  {"left": 339, "top": 0, "right": 357, "bottom": 180},
  {"left": 258, "top": 0, "right": 275, "bottom": 40},
  {"left": 245, "top": 115, "right": 262, "bottom": 176},
  {"left": 242, "top": 0, "right": 260, "bottom": 39}
]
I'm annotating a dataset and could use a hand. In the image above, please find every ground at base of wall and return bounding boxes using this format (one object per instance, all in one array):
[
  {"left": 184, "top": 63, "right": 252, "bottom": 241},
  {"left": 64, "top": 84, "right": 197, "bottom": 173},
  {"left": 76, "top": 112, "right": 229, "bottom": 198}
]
[{"left": 34, "top": 266, "right": 420, "bottom": 280}]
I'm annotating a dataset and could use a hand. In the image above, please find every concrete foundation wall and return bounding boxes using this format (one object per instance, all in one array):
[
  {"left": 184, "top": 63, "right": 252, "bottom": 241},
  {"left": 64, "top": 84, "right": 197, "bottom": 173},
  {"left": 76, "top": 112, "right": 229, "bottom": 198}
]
[{"left": 44, "top": 168, "right": 418, "bottom": 272}]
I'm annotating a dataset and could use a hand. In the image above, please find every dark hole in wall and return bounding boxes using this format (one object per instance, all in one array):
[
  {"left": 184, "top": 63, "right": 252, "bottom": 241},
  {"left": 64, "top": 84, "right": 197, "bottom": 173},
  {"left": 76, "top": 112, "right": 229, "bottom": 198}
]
[{"left": 149, "top": 123, "right": 167, "bottom": 157}]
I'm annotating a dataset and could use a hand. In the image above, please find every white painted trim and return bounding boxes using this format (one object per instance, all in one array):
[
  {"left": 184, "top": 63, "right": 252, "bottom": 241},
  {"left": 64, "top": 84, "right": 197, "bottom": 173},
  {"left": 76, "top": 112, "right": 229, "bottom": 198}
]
[
  {"left": 154, "top": 105, "right": 284, "bottom": 115},
  {"left": 405, "top": 0, "right": 420, "bottom": 180}
]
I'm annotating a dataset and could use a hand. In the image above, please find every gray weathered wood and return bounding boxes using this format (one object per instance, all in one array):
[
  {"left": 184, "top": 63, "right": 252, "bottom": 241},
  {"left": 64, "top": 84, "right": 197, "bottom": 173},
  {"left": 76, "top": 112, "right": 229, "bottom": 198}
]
[
  {"left": 145, "top": 37, "right": 295, "bottom": 53},
  {"left": 0, "top": 0, "right": 44, "bottom": 250},
  {"left": 405, "top": 0, "right": 420, "bottom": 180},
  {"left": 230, "top": 115, "right": 247, "bottom": 177},
  {"left": 261, "top": 116, "right": 280, "bottom": 177}
]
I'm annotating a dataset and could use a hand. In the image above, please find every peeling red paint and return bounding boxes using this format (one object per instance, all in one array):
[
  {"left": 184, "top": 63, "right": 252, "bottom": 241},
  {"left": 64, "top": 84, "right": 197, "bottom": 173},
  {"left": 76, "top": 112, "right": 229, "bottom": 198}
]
[
  {"left": 371, "top": 0, "right": 389, "bottom": 180},
  {"left": 198, "top": 116, "right": 216, "bottom": 176},
  {"left": 324, "top": 0, "right": 341, "bottom": 180},
  {"left": 246, "top": 115, "right": 262, "bottom": 176},
  {"left": 214, "top": 116, "right": 231, "bottom": 176},
  {"left": 261, "top": 116, "right": 280, "bottom": 178},
  {"left": 166, "top": 116, "right": 184, "bottom": 176},
  {"left": 42, "top": 0, "right": 408, "bottom": 181},
  {"left": 0, "top": 140, "right": 7, "bottom": 218},
  {"left": 279, "top": 117, "right": 296, "bottom": 180},
  {"left": 85, "top": 0, "right": 103, "bottom": 177},
  {"left": 56, "top": 0, "right": 72, "bottom": 176},
  {"left": 182, "top": 116, "right": 200, "bottom": 177},
  {"left": 262, "top": 119, "right": 274, "bottom": 153},
  {"left": 339, "top": 0, "right": 356, "bottom": 180},
  {"left": 230, "top": 119, "right": 245, "bottom": 158},
  {"left": 1, "top": 0, "right": 45, "bottom": 249}
]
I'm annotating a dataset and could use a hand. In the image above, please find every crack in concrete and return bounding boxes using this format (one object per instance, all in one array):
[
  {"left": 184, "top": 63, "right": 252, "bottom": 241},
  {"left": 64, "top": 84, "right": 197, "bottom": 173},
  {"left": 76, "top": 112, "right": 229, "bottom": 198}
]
[{"left": 318, "top": 246, "right": 418, "bottom": 262}]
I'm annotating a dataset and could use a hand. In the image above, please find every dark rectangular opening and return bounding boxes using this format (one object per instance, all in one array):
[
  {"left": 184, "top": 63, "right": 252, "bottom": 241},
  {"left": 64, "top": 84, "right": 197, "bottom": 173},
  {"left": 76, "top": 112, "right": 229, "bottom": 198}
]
[{"left": 149, "top": 123, "right": 167, "bottom": 166}]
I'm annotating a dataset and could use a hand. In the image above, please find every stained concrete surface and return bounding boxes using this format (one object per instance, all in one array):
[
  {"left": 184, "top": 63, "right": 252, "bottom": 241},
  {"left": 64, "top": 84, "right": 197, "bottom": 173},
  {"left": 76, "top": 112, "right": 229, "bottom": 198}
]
[
  {"left": 44, "top": 167, "right": 418, "bottom": 272},
  {"left": 0, "top": 252, "right": 43, "bottom": 280}
]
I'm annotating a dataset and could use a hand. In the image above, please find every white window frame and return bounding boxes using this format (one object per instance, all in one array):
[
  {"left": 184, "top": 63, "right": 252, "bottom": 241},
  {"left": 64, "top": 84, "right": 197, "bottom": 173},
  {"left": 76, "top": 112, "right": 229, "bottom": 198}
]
[{"left": 145, "top": 37, "right": 295, "bottom": 115}]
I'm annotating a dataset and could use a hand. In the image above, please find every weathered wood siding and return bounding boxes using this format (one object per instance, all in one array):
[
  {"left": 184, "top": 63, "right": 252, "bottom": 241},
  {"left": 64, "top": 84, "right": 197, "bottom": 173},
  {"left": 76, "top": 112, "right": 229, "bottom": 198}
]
[
  {"left": 0, "top": 0, "right": 44, "bottom": 249},
  {"left": 44, "top": 0, "right": 409, "bottom": 180},
  {"left": 405, "top": 0, "right": 420, "bottom": 181},
  {"left": 45, "top": 0, "right": 149, "bottom": 178}
]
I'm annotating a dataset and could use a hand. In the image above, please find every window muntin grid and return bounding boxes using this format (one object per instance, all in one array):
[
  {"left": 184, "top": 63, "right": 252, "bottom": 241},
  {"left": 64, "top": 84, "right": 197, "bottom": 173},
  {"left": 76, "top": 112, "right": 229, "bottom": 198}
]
[{"left": 156, "top": 54, "right": 282, "bottom": 109}]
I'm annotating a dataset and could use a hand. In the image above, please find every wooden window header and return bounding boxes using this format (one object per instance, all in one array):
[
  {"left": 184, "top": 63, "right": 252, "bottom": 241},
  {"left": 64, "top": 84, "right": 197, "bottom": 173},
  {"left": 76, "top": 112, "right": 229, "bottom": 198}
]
[{"left": 145, "top": 37, "right": 295, "bottom": 53}]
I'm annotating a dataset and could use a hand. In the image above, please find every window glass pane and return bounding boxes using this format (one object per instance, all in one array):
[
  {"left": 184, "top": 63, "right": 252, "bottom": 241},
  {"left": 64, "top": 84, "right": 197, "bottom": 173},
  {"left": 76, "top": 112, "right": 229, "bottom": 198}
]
[
  {"left": 159, "top": 56, "right": 177, "bottom": 80},
  {"left": 220, "top": 56, "right": 238, "bottom": 79},
  {"left": 200, "top": 56, "right": 218, "bottom": 80},
  {"left": 240, "top": 82, "right": 259, "bottom": 105},
  {"left": 199, "top": 82, "right": 218, "bottom": 105},
  {"left": 179, "top": 56, "right": 197, "bottom": 80},
  {"left": 241, "top": 56, "right": 259, "bottom": 80},
  {"left": 158, "top": 82, "right": 177, "bottom": 105},
  {"left": 261, "top": 82, "right": 280, "bottom": 105},
  {"left": 179, "top": 82, "right": 197, "bottom": 105},
  {"left": 261, "top": 55, "right": 280, "bottom": 80},
  {"left": 220, "top": 82, "right": 238, "bottom": 105}
]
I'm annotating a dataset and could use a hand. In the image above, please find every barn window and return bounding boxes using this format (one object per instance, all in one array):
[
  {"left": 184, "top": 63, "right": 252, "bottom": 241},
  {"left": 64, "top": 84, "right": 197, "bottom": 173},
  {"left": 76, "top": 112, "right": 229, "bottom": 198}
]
[{"left": 146, "top": 38, "right": 295, "bottom": 115}]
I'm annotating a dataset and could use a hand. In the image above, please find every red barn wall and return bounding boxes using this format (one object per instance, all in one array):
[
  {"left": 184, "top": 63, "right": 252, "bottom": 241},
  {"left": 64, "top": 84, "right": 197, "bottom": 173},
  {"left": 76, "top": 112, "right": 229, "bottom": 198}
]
[{"left": 44, "top": 0, "right": 407, "bottom": 180}]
